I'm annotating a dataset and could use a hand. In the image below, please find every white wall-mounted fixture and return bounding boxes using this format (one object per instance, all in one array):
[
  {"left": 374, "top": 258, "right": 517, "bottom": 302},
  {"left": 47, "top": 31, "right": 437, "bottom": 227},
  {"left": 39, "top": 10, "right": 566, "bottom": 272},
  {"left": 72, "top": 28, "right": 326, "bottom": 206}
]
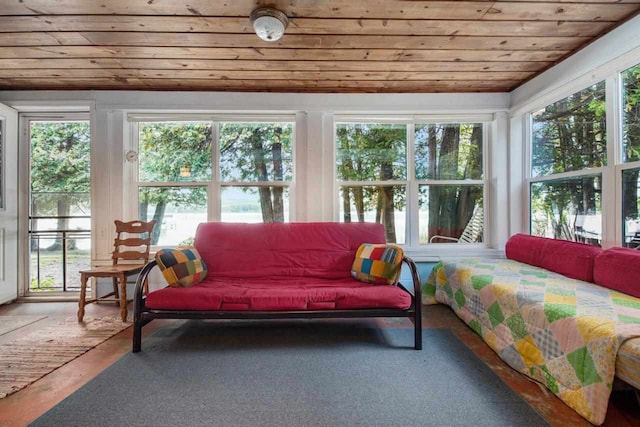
[{"left": 250, "top": 7, "right": 289, "bottom": 42}]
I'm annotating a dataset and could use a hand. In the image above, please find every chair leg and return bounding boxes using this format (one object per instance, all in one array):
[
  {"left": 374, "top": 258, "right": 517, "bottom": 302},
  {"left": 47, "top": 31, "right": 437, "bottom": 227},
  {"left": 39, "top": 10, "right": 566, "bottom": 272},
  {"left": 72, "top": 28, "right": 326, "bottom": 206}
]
[
  {"left": 78, "top": 274, "right": 88, "bottom": 322},
  {"left": 119, "top": 274, "right": 128, "bottom": 322},
  {"left": 112, "top": 277, "right": 120, "bottom": 302}
]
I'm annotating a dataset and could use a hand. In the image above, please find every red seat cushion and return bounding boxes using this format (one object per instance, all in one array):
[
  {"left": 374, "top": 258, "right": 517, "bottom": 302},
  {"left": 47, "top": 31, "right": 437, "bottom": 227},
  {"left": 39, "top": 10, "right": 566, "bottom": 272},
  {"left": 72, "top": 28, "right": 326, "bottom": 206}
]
[
  {"left": 593, "top": 247, "right": 640, "bottom": 298},
  {"left": 193, "top": 222, "right": 386, "bottom": 279},
  {"left": 505, "top": 233, "right": 601, "bottom": 282},
  {"left": 145, "top": 277, "right": 412, "bottom": 311}
]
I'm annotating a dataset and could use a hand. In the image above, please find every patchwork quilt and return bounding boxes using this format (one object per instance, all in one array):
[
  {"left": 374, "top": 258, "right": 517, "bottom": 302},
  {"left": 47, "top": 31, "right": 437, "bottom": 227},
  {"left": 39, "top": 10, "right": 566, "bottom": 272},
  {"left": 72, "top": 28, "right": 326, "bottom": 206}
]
[{"left": 424, "top": 258, "right": 640, "bottom": 425}]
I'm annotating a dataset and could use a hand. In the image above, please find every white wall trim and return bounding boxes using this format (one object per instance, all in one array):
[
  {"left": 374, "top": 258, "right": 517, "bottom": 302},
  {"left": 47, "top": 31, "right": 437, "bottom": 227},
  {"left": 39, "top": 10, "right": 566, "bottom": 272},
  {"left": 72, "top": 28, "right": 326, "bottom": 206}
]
[{"left": 0, "top": 91, "right": 509, "bottom": 115}]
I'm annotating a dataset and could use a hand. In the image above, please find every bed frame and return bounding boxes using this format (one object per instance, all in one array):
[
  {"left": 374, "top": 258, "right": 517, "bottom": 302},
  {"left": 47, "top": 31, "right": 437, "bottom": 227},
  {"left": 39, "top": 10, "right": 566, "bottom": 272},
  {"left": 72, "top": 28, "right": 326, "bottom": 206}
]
[{"left": 132, "top": 257, "right": 422, "bottom": 352}]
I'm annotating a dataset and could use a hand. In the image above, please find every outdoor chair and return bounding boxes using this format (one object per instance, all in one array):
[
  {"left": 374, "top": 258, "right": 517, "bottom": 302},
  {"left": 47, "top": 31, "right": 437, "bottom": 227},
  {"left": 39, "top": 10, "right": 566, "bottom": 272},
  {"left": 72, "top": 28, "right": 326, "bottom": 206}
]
[
  {"left": 77, "top": 220, "right": 156, "bottom": 322},
  {"left": 429, "top": 204, "right": 484, "bottom": 244}
]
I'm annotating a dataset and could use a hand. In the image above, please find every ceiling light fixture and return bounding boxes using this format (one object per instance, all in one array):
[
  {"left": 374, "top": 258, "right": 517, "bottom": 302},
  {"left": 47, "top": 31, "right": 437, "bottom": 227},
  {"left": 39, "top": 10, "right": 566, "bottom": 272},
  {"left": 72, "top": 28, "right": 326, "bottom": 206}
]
[{"left": 250, "top": 7, "right": 289, "bottom": 42}]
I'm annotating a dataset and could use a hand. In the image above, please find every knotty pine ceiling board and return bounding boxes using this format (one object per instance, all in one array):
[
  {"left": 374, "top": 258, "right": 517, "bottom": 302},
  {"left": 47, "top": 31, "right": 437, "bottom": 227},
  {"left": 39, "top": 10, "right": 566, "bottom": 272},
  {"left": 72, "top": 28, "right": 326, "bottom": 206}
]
[{"left": 0, "top": 0, "right": 638, "bottom": 93}]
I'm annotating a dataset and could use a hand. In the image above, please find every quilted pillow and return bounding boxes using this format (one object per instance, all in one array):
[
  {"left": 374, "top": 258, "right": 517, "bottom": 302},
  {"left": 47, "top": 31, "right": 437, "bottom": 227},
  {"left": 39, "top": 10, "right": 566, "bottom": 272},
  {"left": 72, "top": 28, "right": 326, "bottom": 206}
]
[
  {"left": 351, "top": 243, "right": 404, "bottom": 285},
  {"left": 155, "top": 247, "right": 208, "bottom": 288}
]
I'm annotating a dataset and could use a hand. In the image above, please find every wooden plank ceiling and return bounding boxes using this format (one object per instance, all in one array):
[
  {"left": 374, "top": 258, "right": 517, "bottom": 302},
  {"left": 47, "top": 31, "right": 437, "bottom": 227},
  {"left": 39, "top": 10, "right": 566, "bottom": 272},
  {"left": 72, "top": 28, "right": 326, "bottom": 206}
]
[{"left": 0, "top": 0, "right": 639, "bottom": 93}]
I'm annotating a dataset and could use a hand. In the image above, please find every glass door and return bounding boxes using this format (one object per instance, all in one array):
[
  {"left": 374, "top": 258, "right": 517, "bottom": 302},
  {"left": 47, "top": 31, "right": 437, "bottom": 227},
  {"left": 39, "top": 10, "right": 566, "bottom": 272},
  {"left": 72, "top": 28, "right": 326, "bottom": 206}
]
[{"left": 27, "top": 116, "right": 91, "bottom": 294}]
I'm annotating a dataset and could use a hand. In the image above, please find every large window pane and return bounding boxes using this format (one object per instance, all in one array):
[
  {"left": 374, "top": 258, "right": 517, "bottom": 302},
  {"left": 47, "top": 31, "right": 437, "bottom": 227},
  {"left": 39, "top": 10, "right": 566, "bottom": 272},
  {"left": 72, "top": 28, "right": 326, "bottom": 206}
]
[
  {"left": 138, "top": 186, "right": 207, "bottom": 246},
  {"left": 219, "top": 122, "right": 293, "bottom": 182},
  {"left": 622, "top": 168, "right": 640, "bottom": 247},
  {"left": 415, "top": 123, "right": 483, "bottom": 180},
  {"left": 531, "top": 176, "right": 602, "bottom": 246},
  {"left": 336, "top": 123, "right": 407, "bottom": 181},
  {"left": 622, "top": 64, "right": 640, "bottom": 163},
  {"left": 221, "top": 186, "right": 289, "bottom": 223},
  {"left": 339, "top": 185, "right": 405, "bottom": 244},
  {"left": 531, "top": 83, "right": 606, "bottom": 178},
  {"left": 418, "top": 185, "right": 483, "bottom": 244},
  {"left": 138, "top": 122, "right": 212, "bottom": 182}
]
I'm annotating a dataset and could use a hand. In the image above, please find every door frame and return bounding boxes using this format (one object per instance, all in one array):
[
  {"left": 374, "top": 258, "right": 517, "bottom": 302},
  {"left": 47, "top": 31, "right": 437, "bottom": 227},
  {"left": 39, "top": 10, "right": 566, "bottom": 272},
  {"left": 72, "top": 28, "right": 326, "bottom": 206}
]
[
  {"left": 18, "top": 112, "right": 92, "bottom": 298},
  {"left": 0, "top": 102, "right": 18, "bottom": 304}
]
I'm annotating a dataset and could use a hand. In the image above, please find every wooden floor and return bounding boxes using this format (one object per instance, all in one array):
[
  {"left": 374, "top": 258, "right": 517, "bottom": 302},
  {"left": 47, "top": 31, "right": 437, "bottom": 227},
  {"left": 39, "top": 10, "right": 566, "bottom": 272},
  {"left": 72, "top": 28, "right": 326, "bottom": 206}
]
[{"left": 0, "top": 302, "right": 639, "bottom": 426}]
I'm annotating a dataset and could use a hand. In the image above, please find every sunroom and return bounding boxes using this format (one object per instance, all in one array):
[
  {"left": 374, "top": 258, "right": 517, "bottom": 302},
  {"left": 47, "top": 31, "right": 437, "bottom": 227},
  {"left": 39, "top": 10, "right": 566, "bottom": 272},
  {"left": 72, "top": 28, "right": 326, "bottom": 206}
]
[{"left": 0, "top": 2, "right": 640, "bottom": 426}]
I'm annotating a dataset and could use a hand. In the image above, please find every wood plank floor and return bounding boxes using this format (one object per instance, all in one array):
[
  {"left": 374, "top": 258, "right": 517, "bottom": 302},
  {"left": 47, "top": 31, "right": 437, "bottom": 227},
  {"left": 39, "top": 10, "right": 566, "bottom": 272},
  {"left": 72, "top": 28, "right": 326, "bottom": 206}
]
[{"left": 0, "top": 302, "right": 638, "bottom": 426}]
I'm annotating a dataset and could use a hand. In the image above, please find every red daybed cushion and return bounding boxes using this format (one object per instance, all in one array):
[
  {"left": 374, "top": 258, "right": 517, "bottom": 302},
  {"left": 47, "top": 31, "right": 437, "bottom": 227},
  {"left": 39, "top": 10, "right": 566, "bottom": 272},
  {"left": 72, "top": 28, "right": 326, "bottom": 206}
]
[
  {"left": 145, "top": 276, "right": 412, "bottom": 311},
  {"left": 194, "top": 222, "right": 386, "bottom": 279},
  {"left": 505, "top": 233, "right": 601, "bottom": 282},
  {"left": 593, "top": 247, "right": 640, "bottom": 298}
]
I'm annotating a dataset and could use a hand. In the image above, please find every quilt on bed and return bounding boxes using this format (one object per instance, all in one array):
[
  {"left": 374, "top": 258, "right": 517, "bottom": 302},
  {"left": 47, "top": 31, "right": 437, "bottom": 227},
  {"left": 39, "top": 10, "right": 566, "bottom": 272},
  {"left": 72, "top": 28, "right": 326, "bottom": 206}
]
[{"left": 424, "top": 258, "right": 640, "bottom": 425}]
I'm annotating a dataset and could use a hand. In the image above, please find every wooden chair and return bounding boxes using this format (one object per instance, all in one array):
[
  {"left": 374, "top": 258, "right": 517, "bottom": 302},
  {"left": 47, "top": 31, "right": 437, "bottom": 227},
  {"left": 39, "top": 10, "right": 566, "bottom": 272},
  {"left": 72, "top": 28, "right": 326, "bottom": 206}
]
[{"left": 78, "top": 220, "right": 156, "bottom": 322}]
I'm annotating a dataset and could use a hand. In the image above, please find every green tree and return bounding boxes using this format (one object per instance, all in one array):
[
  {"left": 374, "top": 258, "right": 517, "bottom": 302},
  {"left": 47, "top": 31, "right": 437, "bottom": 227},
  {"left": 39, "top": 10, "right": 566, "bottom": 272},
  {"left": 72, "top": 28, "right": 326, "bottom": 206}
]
[
  {"left": 138, "top": 122, "right": 212, "bottom": 244},
  {"left": 336, "top": 124, "right": 406, "bottom": 242},
  {"left": 415, "top": 123, "right": 483, "bottom": 241},
  {"left": 219, "top": 122, "right": 293, "bottom": 223},
  {"left": 531, "top": 82, "right": 606, "bottom": 244},
  {"left": 622, "top": 64, "right": 640, "bottom": 238},
  {"left": 30, "top": 121, "right": 91, "bottom": 250},
  {"left": 138, "top": 122, "right": 292, "bottom": 244}
]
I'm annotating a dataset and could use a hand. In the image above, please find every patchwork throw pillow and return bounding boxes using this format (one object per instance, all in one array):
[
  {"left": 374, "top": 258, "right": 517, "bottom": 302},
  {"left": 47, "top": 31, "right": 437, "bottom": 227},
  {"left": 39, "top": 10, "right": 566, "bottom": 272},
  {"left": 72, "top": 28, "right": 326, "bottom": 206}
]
[
  {"left": 351, "top": 243, "right": 404, "bottom": 285},
  {"left": 155, "top": 247, "right": 208, "bottom": 288}
]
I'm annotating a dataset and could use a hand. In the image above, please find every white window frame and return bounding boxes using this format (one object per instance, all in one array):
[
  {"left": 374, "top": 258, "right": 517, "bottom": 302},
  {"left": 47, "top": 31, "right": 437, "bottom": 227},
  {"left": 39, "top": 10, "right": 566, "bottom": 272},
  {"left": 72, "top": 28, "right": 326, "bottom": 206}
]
[
  {"left": 333, "top": 115, "right": 492, "bottom": 250},
  {"left": 125, "top": 114, "right": 296, "bottom": 247},
  {"left": 525, "top": 81, "right": 608, "bottom": 245},
  {"left": 616, "top": 61, "right": 640, "bottom": 246}
]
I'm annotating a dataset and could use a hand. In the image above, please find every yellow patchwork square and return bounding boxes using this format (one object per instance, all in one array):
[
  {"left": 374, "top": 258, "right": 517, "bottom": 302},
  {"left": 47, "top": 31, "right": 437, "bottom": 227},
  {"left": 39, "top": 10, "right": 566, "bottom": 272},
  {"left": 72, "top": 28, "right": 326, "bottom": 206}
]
[{"left": 514, "top": 336, "right": 546, "bottom": 367}]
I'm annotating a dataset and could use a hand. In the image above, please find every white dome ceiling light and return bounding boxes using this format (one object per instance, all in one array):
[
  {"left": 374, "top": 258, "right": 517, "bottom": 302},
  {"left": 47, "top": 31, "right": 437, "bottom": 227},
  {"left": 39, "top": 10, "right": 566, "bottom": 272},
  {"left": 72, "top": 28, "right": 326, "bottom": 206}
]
[{"left": 250, "top": 7, "right": 289, "bottom": 42}]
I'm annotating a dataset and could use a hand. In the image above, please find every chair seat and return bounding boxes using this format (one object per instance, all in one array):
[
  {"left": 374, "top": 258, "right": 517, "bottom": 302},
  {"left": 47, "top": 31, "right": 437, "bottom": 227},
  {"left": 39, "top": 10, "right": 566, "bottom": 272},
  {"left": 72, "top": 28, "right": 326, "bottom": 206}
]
[{"left": 80, "top": 264, "right": 146, "bottom": 275}]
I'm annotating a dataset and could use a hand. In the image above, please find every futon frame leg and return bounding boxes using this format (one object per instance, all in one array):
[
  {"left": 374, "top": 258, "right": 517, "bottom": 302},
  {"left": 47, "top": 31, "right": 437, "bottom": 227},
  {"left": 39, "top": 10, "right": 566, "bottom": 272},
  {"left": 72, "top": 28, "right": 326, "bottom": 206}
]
[
  {"left": 414, "top": 300, "right": 423, "bottom": 350},
  {"left": 414, "top": 317, "right": 423, "bottom": 350},
  {"left": 133, "top": 320, "right": 142, "bottom": 353}
]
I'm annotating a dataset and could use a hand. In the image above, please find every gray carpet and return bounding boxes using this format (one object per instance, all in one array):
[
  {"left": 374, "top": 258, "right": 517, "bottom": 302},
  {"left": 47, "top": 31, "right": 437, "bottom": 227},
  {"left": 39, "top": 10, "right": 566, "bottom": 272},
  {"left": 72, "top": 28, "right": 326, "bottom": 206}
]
[{"left": 31, "top": 321, "right": 548, "bottom": 427}]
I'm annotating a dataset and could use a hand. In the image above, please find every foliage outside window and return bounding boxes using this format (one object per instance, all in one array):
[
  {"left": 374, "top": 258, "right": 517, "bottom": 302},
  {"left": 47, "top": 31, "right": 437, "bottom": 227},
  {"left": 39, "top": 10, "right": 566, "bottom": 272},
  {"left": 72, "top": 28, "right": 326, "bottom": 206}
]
[
  {"left": 219, "top": 122, "right": 292, "bottom": 223},
  {"left": 336, "top": 121, "right": 485, "bottom": 245},
  {"left": 29, "top": 120, "right": 91, "bottom": 291},
  {"left": 529, "top": 83, "right": 606, "bottom": 246},
  {"left": 622, "top": 64, "right": 640, "bottom": 163},
  {"left": 415, "top": 123, "right": 484, "bottom": 244},
  {"left": 531, "top": 82, "right": 606, "bottom": 178},
  {"left": 622, "top": 64, "right": 640, "bottom": 247},
  {"left": 134, "top": 119, "right": 293, "bottom": 246},
  {"left": 531, "top": 176, "right": 602, "bottom": 244},
  {"left": 336, "top": 123, "right": 407, "bottom": 243}
]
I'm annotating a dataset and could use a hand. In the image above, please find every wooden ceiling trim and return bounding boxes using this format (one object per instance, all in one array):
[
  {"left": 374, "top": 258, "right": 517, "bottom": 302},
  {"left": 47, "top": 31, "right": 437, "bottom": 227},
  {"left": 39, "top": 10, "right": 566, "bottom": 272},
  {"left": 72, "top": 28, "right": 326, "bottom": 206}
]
[
  {"left": 1, "top": 1, "right": 638, "bottom": 21},
  {"left": 0, "top": 47, "right": 571, "bottom": 62},
  {"left": 0, "top": 59, "right": 552, "bottom": 73},
  {"left": 0, "top": 33, "right": 591, "bottom": 51},
  {"left": 0, "top": 78, "right": 521, "bottom": 92},
  {"left": 0, "top": 69, "right": 537, "bottom": 81},
  {"left": 0, "top": 16, "right": 617, "bottom": 37}
]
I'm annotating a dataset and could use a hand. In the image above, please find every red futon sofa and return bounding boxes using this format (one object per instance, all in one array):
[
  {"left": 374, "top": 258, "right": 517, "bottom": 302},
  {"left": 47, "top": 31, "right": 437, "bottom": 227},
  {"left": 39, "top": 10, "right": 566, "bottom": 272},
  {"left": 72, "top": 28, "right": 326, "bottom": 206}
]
[{"left": 133, "top": 222, "right": 422, "bottom": 352}]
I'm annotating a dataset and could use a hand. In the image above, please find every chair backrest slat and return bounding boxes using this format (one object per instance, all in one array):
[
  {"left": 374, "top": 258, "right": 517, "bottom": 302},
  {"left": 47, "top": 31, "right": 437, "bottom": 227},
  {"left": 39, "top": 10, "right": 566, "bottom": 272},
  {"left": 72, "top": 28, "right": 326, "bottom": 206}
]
[
  {"left": 114, "top": 238, "right": 147, "bottom": 247},
  {"left": 111, "top": 220, "right": 157, "bottom": 265}
]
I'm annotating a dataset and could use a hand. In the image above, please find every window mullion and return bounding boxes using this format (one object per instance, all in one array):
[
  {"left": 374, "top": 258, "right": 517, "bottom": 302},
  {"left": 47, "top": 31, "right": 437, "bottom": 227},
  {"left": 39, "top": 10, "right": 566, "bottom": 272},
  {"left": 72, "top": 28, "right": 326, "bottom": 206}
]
[
  {"left": 210, "top": 121, "right": 220, "bottom": 222},
  {"left": 407, "top": 123, "right": 418, "bottom": 248}
]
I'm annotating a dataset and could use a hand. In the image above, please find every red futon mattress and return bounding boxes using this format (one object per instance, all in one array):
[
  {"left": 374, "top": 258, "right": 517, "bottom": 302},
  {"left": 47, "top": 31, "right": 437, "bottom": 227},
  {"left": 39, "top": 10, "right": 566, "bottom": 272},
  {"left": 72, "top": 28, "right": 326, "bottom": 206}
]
[{"left": 145, "top": 222, "right": 412, "bottom": 311}]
